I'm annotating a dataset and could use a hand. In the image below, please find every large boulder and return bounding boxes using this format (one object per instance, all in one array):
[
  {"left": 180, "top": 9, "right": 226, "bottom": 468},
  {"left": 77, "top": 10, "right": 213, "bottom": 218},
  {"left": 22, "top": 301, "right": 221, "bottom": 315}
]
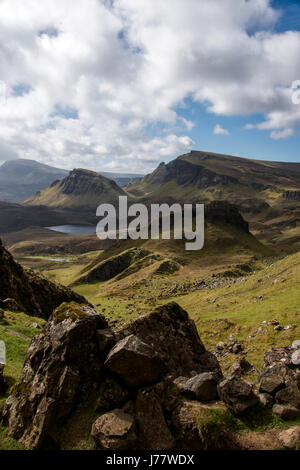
[
  {"left": 3, "top": 303, "right": 109, "bottom": 449},
  {"left": 91, "top": 409, "right": 137, "bottom": 450},
  {"left": 0, "top": 239, "right": 87, "bottom": 318},
  {"left": 3, "top": 301, "right": 222, "bottom": 450},
  {"left": 218, "top": 376, "right": 258, "bottom": 416},
  {"left": 114, "top": 302, "right": 222, "bottom": 380},
  {"left": 105, "top": 335, "right": 166, "bottom": 389}
]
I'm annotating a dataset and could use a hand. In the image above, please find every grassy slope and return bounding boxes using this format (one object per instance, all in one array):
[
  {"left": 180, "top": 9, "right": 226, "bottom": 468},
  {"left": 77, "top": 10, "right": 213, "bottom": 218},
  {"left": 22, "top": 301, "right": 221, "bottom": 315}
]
[
  {"left": 0, "top": 310, "right": 45, "bottom": 450},
  {"left": 0, "top": 250, "right": 299, "bottom": 449}
]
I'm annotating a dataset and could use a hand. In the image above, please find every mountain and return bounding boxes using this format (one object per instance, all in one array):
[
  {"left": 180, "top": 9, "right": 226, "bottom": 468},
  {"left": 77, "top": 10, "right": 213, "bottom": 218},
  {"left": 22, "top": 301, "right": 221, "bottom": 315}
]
[
  {"left": 25, "top": 168, "right": 127, "bottom": 212},
  {"left": 126, "top": 150, "right": 300, "bottom": 250},
  {"left": 0, "top": 158, "right": 143, "bottom": 203},
  {"left": 0, "top": 159, "right": 68, "bottom": 202}
]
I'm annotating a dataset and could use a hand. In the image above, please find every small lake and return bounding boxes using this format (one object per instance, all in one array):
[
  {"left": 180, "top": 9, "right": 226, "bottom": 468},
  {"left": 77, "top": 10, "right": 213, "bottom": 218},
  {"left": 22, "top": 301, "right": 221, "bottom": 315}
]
[{"left": 46, "top": 225, "right": 96, "bottom": 235}]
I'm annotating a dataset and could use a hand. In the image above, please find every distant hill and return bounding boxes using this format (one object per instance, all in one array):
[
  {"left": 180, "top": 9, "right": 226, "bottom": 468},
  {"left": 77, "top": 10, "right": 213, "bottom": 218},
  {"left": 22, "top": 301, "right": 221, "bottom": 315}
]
[
  {"left": 0, "top": 159, "right": 143, "bottom": 203},
  {"left": 25, "top": 168, "right": 127, "bottom": 211},
  {"left": 0, "top": 159, "right": 68, "bottom": 202}
]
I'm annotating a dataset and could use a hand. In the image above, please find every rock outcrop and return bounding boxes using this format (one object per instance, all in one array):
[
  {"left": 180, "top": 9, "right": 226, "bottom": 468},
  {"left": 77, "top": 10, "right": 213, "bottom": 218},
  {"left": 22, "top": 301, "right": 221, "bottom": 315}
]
[
  {"left": 3, "top": 301, "right": 222, "bottom": 450},
  {"left": 0, "top": 239, "right": 86, "bottom": 318}
]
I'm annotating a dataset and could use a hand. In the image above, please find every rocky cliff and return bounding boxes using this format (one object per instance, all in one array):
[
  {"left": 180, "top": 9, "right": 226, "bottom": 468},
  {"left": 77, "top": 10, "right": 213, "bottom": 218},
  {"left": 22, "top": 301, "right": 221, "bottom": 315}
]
[{"left": 0, "top": 239, "right": 86, "bottom": 318}]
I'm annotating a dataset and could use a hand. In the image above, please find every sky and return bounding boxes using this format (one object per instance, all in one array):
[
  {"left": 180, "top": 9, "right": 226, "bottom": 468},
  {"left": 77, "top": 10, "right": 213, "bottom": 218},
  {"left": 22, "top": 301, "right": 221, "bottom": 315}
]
[{"left": 0, "top": 0, "right": 299, "bottom": 173}]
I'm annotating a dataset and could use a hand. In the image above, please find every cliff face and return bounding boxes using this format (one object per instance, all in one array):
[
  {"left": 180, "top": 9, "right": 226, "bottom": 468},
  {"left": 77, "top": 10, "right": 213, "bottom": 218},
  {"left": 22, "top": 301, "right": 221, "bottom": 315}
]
[{"left": 0, "top": 239, "right": 87, "bottom": 318}]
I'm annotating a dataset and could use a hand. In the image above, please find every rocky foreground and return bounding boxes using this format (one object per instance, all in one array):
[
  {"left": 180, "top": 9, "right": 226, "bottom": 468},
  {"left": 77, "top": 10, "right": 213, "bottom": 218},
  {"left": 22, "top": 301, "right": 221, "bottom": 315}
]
[{"left": 1, "top": 301, "right": 300, "bottom": 450}]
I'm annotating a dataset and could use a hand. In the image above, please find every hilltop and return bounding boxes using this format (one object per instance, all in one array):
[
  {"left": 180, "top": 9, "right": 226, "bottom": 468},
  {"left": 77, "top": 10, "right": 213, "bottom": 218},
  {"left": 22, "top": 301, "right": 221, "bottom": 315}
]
[{"left": 25, "top": 168, "right": 127, "bottom": 212}]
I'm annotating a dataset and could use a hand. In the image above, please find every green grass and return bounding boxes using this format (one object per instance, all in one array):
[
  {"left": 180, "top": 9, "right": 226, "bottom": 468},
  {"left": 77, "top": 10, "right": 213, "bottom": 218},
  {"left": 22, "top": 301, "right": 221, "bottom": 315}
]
[{"left": 0, "top": 309, "right": 45, "bottom": 450}]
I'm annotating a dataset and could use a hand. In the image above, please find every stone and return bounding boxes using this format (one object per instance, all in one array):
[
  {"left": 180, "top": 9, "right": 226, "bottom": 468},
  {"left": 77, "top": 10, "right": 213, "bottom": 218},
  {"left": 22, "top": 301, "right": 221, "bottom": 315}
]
[
  {"left": 104, "top": 334, "right": 166, "bottom": 389},
  {"left": 273, "top": 404, "right": 300, "bottom": 421},
  {"left": 257, "top": 393, "right": 273, "bottom": 409},
  {"left": 180, "top": 373, "right": 218, "bottom": 402},
  {"left": 259, "top": 374, "right": 285, "bottom": 395},
  {"left": 30, "top": 322, "right": 39, "bottom": 329},
  {"left": 231, "top": 343, "right": 243, "bottom": 354},
  {"left": 291, "top": 349, "right": 300, "bottom": 366},
  {"left": 275, "top": 379, "right": 300, "bottom": 409},
  {"left": 227, "top": 358, "right": 252, "bottom": 378},
  {"left": 91, "top": 409, "right": 136, "bottom": 450},
  {"left": 278, "top": 427, "right": 300, "bottom": 450},
  {"left": 216, "top": 342, "right": 226, "bottom": 350},
  {"left": 291, "top": 340, "right": 300, "bottom": 349},
  {"left": 3, "top": 303, "right": 109, "bottom": 449},
  {"left": 96, "top": 329, "right": 115, "bottom": 353},
  {"left": 218, "top": 376, "right": 258, "bottom": 416},
  {"left": 135, "top": 388, "right": 175, "bottom": 450},
  {"left": 114, "top": 302, "right": 222, "bottom": 380},
  {"left": 94, "top": 378, "right": 130, "bottom": 412},
  {"left": 274, "top": 325, "right": 283, "bottom": 331}
]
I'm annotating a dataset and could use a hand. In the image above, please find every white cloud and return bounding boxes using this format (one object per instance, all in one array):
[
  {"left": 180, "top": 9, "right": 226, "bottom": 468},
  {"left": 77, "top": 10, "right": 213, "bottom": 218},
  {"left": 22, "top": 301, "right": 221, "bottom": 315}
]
[
  {"left": 0, "top": 0, "right": 298, "bottom": 171},
  {"left": 270, "top": 128, "right": 294, "bottom": 140},
  {"left": 213, "top": 124, "right": 230, "bottom": 136}
]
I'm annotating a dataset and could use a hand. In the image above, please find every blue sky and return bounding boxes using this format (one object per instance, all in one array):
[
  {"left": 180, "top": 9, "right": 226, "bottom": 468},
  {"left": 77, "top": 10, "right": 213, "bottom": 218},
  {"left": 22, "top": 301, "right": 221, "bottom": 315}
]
[{"left": 0, "top": 0, "right": 299, "bottom": 172}]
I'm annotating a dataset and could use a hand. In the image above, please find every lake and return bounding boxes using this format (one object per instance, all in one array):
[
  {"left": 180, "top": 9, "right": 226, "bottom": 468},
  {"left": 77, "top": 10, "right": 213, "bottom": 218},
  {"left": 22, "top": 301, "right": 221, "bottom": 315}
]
[{"left": 46, "top": 225, "right": 96, "bottom": 235}]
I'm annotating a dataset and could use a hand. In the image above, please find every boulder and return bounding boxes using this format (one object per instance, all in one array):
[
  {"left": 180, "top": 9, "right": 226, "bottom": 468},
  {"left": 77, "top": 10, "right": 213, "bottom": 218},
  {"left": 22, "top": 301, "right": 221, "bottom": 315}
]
[
  {"left": 96, "top": 329, "right": 115, "bottom": 353},
  {"left": 135, "top": 388, "right": 176, "bottom": 450},
  {"left": 257, "top": 393, "right": 273, "bottom": 409},
  {"left": 104, "top": 334, "right": 166, "bottom": 389},
  {"left": 91, "top": 409, "right": 137, "bottom": 450},
  {"left": 94, "top": 378, "right": 130, "bottom": 412},
  {"left": 180, "top": 373, "right": 218, "bottom": 402},
  {"left": 278, "top": 427, "right": 300, "bottom": 450},
  {"left": 259, "top": 374, "right": 285, "bottom": 395},
  {"left": 227, "top": 358, "right": 252, "bottom": 378},
  {"left": 275, "top": 378, "right": 300, "bottom": 409},
  {"left": 218, "top": 376, "right": 258, "bottom": 416},
  {"left": 273, "top": 404, "right": 300, "bottom": 421},
  {"left": 3, "top": 303, "right": 109, "bottom": 449},
  {"left": 114, "top": 302, "right": 222, "bottom": 380}
]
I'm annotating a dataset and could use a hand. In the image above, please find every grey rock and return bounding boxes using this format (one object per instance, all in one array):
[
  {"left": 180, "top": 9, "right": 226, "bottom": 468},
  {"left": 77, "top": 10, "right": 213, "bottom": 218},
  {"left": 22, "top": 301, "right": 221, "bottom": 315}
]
[
  {"left": 105, "top": 334, "right": 166, "bottom": 389},
  {"left": 91, "top": 409, "right": 137, "bottom": 450},
  {"left": 218, "top": 375, "right": 258, "bottom": 416},
  {"left": 278, "top": 427, "right": 300, "bottom": 450},
  {"left": 273, "top": 404, "right": 300, "bottom": 421},
  {"left": 258, "top": 392, "right": 273, "bottom": 409},
  {"left": 180, "top": 372, "right": 218, "bottom": 402},
  {"left": 259, "top": 374, "right": 285, "bottom": 395}
]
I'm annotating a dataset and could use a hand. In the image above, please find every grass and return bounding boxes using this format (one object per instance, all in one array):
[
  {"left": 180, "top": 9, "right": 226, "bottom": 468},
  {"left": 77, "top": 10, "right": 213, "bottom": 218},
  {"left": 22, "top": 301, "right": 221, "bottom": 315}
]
[{"left": 0, "top": 309, "right": 45, "bottom": 450}]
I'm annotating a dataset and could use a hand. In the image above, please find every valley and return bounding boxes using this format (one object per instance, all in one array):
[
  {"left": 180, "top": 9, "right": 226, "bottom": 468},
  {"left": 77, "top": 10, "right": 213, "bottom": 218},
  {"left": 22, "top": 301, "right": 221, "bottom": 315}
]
[{"left": 0, "top": 151, "right": 299, "bottom": 451}]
